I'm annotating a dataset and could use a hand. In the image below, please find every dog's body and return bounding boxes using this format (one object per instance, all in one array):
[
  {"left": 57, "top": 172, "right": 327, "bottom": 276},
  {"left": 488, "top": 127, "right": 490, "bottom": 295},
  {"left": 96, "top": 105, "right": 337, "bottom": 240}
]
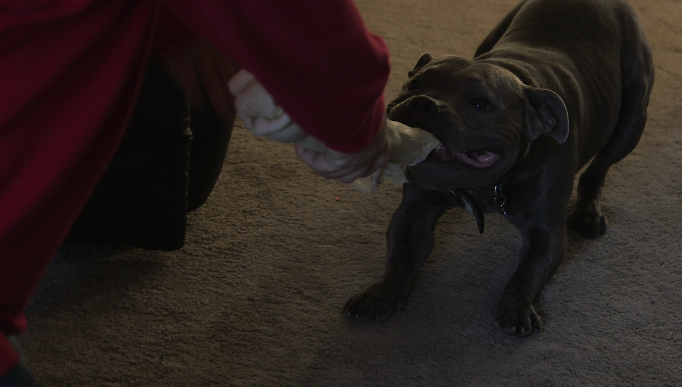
[{"left": 344, "top": 0, "right": 653, "bottom": 335}]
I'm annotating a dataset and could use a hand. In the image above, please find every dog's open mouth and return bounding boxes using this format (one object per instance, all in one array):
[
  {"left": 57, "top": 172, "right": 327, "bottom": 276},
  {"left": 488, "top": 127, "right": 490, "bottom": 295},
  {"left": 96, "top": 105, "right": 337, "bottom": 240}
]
[{"left": 433, "top": 145, "right": 501, "bottom": 168}]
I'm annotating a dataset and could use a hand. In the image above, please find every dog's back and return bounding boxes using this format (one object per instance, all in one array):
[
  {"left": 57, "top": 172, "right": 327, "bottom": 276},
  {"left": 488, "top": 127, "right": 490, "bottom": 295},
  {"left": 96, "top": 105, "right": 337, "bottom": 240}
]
[{"left": 475, "top": 0, "right": 653, "bottom": 171}]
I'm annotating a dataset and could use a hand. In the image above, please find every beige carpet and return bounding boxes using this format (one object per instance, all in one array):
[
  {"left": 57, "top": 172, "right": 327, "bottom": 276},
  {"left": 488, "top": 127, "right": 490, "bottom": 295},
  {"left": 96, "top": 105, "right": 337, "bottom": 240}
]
[{"left": 20, "top": 0, "right": 682, "bottom": 385}]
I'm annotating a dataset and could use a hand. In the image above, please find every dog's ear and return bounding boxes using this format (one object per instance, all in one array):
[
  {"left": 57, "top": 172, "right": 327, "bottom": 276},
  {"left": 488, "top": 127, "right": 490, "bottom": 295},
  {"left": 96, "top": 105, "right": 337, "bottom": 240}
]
[
  {"left": 523, "top": 87, "right": 569, "bottom": 144},
  {"left": 408, "top": 53, "right": 433, "bottom": 77}
]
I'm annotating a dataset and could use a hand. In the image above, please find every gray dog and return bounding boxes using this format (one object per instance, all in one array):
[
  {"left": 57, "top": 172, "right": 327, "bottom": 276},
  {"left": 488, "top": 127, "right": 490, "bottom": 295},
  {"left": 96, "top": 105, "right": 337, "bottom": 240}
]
[{"left": 344, "top": 0, "right": 654, "bottom": 336}]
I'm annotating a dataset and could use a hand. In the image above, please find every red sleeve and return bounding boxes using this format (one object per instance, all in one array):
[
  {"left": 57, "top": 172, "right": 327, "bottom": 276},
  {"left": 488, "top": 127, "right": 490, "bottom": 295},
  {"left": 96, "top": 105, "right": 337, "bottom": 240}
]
[
  {"left": 0, "top": 0, "right": 158, "bottom": 374},
  {"left": 165, "top": 0, "right": 391, "bottom": 153}
]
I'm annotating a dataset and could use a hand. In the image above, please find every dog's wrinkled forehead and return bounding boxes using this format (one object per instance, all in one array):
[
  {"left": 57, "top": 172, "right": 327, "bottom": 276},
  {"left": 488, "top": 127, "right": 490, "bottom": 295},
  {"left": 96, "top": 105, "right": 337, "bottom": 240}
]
[
  {"left": 460, "top": 63, "right": 524, "bottom": 94},
  {"left": 414, "top": 56, "right": 523, "bottom": 99}
]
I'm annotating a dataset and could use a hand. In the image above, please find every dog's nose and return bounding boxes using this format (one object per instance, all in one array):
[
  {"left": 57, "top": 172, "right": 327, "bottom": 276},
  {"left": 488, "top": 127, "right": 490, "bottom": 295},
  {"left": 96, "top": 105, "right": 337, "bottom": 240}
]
[{"left": 407, "top": 95, "right": 443, "bottom": 113}]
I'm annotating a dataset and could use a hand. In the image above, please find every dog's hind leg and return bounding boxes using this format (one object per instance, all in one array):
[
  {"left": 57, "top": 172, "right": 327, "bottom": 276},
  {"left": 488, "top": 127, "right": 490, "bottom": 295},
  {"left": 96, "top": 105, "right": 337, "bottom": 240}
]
[{"left": 568, "top": 50, "right": 654, "bottom": 238}]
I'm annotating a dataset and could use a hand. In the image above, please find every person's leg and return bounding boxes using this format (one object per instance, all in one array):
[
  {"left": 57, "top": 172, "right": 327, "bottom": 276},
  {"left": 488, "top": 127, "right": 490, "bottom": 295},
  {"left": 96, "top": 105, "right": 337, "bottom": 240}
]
[
  {"left": 64, "top": 43, "right": 240, "bottom": 250},
  {"left": 64, "top": 60, "right": 194, "bottom": 251}
]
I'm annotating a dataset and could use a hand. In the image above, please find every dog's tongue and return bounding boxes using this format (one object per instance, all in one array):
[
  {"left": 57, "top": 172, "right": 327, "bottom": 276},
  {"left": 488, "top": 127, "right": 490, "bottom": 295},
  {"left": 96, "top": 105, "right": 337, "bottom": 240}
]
[
  {"left": 452, "top": 149, "right": 501, "bottom": 167},
  {"left": 469, "top": 150, "right": 498, "bottom": 163}
]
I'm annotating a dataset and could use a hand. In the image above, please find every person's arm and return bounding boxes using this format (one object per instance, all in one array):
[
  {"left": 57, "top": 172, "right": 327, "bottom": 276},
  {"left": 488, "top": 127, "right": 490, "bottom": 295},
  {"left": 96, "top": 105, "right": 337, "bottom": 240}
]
[{"left": 227, "top": 68, "right": 391, "bottom": 183}]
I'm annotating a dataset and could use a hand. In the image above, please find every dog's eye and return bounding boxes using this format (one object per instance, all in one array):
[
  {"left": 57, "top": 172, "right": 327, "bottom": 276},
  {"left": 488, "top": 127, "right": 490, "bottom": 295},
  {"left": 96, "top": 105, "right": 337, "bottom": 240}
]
[
  {"left": 406, "top": 80, "right": 420, "bottom": 91},
  {"left": 470, "top": 98, "right": 491, "bottom": 111}
]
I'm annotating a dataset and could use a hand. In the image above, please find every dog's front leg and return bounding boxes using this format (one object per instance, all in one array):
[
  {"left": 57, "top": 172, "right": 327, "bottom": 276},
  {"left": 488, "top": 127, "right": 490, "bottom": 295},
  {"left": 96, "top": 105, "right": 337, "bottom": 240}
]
[
  {"left": 496, "top": 221, "right": 567, "bottom": 336},
  {"left": 344, "top": 183, "right": 453, "bottom": 321}
]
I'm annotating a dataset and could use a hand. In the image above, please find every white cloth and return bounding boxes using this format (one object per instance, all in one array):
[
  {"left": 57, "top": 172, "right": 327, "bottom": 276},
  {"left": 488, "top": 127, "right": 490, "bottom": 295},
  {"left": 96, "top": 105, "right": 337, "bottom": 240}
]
[
  {"left": 228, "top": 70, "right": 327, "bottom": 152},
  {"left": 227, "top": 69, "right": 442, "bottom": 194}
]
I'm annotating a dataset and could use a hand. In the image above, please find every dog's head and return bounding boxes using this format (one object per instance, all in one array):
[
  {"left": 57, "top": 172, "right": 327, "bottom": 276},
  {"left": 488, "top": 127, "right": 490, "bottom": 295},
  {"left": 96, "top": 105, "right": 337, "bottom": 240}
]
[{"left": 387, "top": 54, "right": 569, "bottom": 191}]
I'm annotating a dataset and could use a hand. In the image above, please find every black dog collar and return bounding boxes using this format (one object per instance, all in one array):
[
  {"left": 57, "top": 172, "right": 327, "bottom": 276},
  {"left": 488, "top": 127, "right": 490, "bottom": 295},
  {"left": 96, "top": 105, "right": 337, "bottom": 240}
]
[
  {"left": 452, "top": 189, "right": 486, "bottom": 234},
  {"left": 447, "top": 144, "right": 526, "bottom": 234},
  {"left": 452, "top": 183, "right": 508, "bottom": 234}
]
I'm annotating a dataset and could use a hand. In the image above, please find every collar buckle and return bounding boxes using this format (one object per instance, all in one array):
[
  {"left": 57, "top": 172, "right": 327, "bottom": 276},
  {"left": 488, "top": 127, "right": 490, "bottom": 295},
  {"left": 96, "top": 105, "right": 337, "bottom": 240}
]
[{"left": 494, "top": 184, "right": 508, "bottom": 216}]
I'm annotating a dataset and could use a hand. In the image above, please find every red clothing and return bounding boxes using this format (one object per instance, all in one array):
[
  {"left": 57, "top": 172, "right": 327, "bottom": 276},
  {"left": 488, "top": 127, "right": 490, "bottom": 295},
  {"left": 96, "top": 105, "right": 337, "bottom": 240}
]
[{"left": 0, "top": 0, "right": 389, "bottom": 374}]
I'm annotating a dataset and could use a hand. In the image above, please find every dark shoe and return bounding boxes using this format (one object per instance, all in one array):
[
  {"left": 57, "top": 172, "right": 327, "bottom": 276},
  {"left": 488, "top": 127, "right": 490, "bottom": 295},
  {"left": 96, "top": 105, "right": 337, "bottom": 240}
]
[{"left": 0, "top": 336, "right": 37, "bottom": 387}]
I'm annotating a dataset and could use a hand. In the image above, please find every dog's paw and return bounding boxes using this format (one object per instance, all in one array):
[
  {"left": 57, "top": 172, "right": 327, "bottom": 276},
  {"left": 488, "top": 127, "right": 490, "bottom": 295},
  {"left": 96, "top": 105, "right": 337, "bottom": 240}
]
[
  {"left": 495, "top": 293, "right": 541, "bottom": 336},
  {"left": 568, "top": 202, "right": 608, "bottom": 239},
  {"left": 343, "top": 279, "right": 405, "bottom": 322}
]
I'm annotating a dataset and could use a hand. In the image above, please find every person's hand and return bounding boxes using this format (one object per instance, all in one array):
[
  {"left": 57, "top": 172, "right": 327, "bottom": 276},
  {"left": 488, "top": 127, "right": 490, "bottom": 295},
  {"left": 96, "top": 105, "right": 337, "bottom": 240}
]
[{"left": 295, "top": 118, "right": 390, "bottom": 184}]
